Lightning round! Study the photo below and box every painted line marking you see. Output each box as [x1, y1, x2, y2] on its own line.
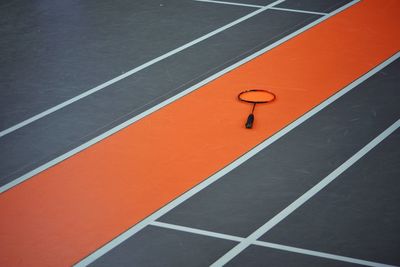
[0, 0, 360, 194]
[193, 0, 264, 8]
[194, 0, 328, 15]
[151, 221, 244, 242]
[211, 118, 400, 266]
[150, 221, 396, 267]
[74, 22, 394, 267]
[270, 7, 327, 16]
[0, 0, 286, 139]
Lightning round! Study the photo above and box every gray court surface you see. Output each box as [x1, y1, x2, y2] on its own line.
[1, 0, 399, 266]
[226, 245, 359, 267]
[260, 129, 400, 265]
[88, 45, 400, 267]
[276, 0, 353, 12]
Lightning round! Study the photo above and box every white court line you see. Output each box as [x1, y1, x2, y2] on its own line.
[270, 6, 327, 16]
[211, 118, 400, 266]
[150, 221, 244, 242]
[0, 0, 360, 195]
[150, 221, 396, 267]
[193, 0, 264, 8]
[0, 0, 285, 139]
[194, 0, 328, 16]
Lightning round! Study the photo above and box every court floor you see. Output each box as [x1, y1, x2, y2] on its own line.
[0, 0, 399, 266]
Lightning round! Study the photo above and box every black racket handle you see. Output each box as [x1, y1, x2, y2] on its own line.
[245, 114, 254, 129]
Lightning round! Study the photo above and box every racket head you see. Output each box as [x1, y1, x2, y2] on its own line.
[238, 89, 276, 104]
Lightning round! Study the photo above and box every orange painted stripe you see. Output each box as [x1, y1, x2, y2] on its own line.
[1, 0, 399, 265]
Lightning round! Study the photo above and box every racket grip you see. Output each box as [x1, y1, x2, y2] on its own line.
[245, 114, 254, 129]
